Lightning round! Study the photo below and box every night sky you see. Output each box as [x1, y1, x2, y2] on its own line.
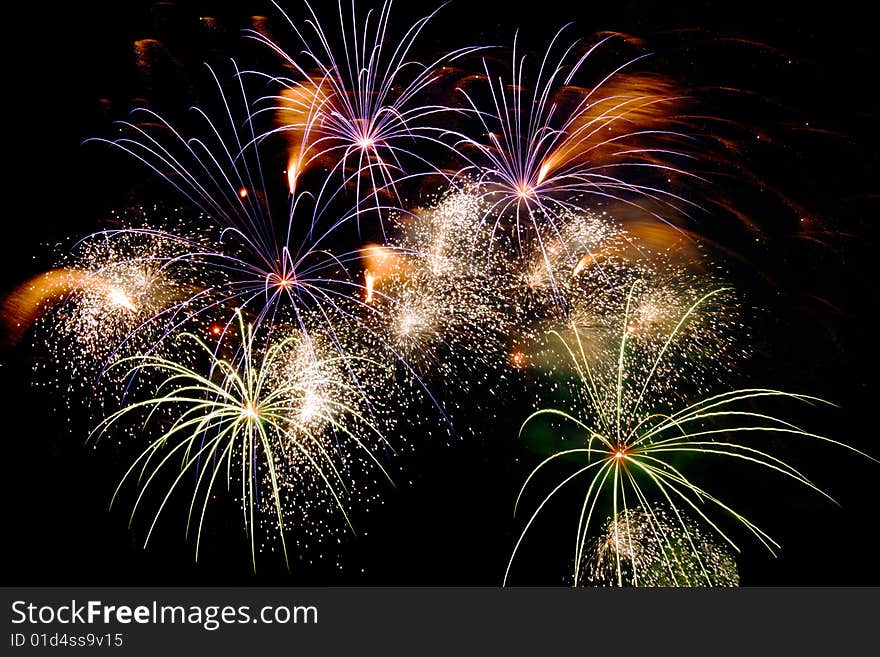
[2, 0, 879, 585]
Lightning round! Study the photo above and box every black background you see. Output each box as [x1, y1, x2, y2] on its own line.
[2, 0, 878, 585]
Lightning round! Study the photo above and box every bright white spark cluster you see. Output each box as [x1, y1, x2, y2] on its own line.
[364, 186, 521, 407]
[582, 505, 739, 587]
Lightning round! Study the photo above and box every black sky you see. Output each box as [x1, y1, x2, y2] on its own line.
[2, 0, 878, 586]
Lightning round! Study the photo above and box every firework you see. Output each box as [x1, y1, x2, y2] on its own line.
[91, 312, 393, 569]
[25, 224, 216, 396]
[84, 60, 423, 415]
[2, 2, 868, 581]
[582, 505, 739, 587]
[456, 28, 698, 263]
[364, 186, 518, 378]
[505, 285, 873, 585]
[251, 0, 480, 226]
[88, 58, 381, 337]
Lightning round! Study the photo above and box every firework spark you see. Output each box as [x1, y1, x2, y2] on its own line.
[582, 505, 739, 587]
[364, 186, 518, 381]
[31, 226, 207, 375]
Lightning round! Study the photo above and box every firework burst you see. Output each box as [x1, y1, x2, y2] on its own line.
[88, 58, 382, 340]
[251, 0, 480, 227]
[505, 285, 874, 585]
[456, 28, 699, 266]
[581, 504, 739, 587]
[91, 312, 393, 569]
[363, 186, 518, 379]
[26, 223, 218, 400]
